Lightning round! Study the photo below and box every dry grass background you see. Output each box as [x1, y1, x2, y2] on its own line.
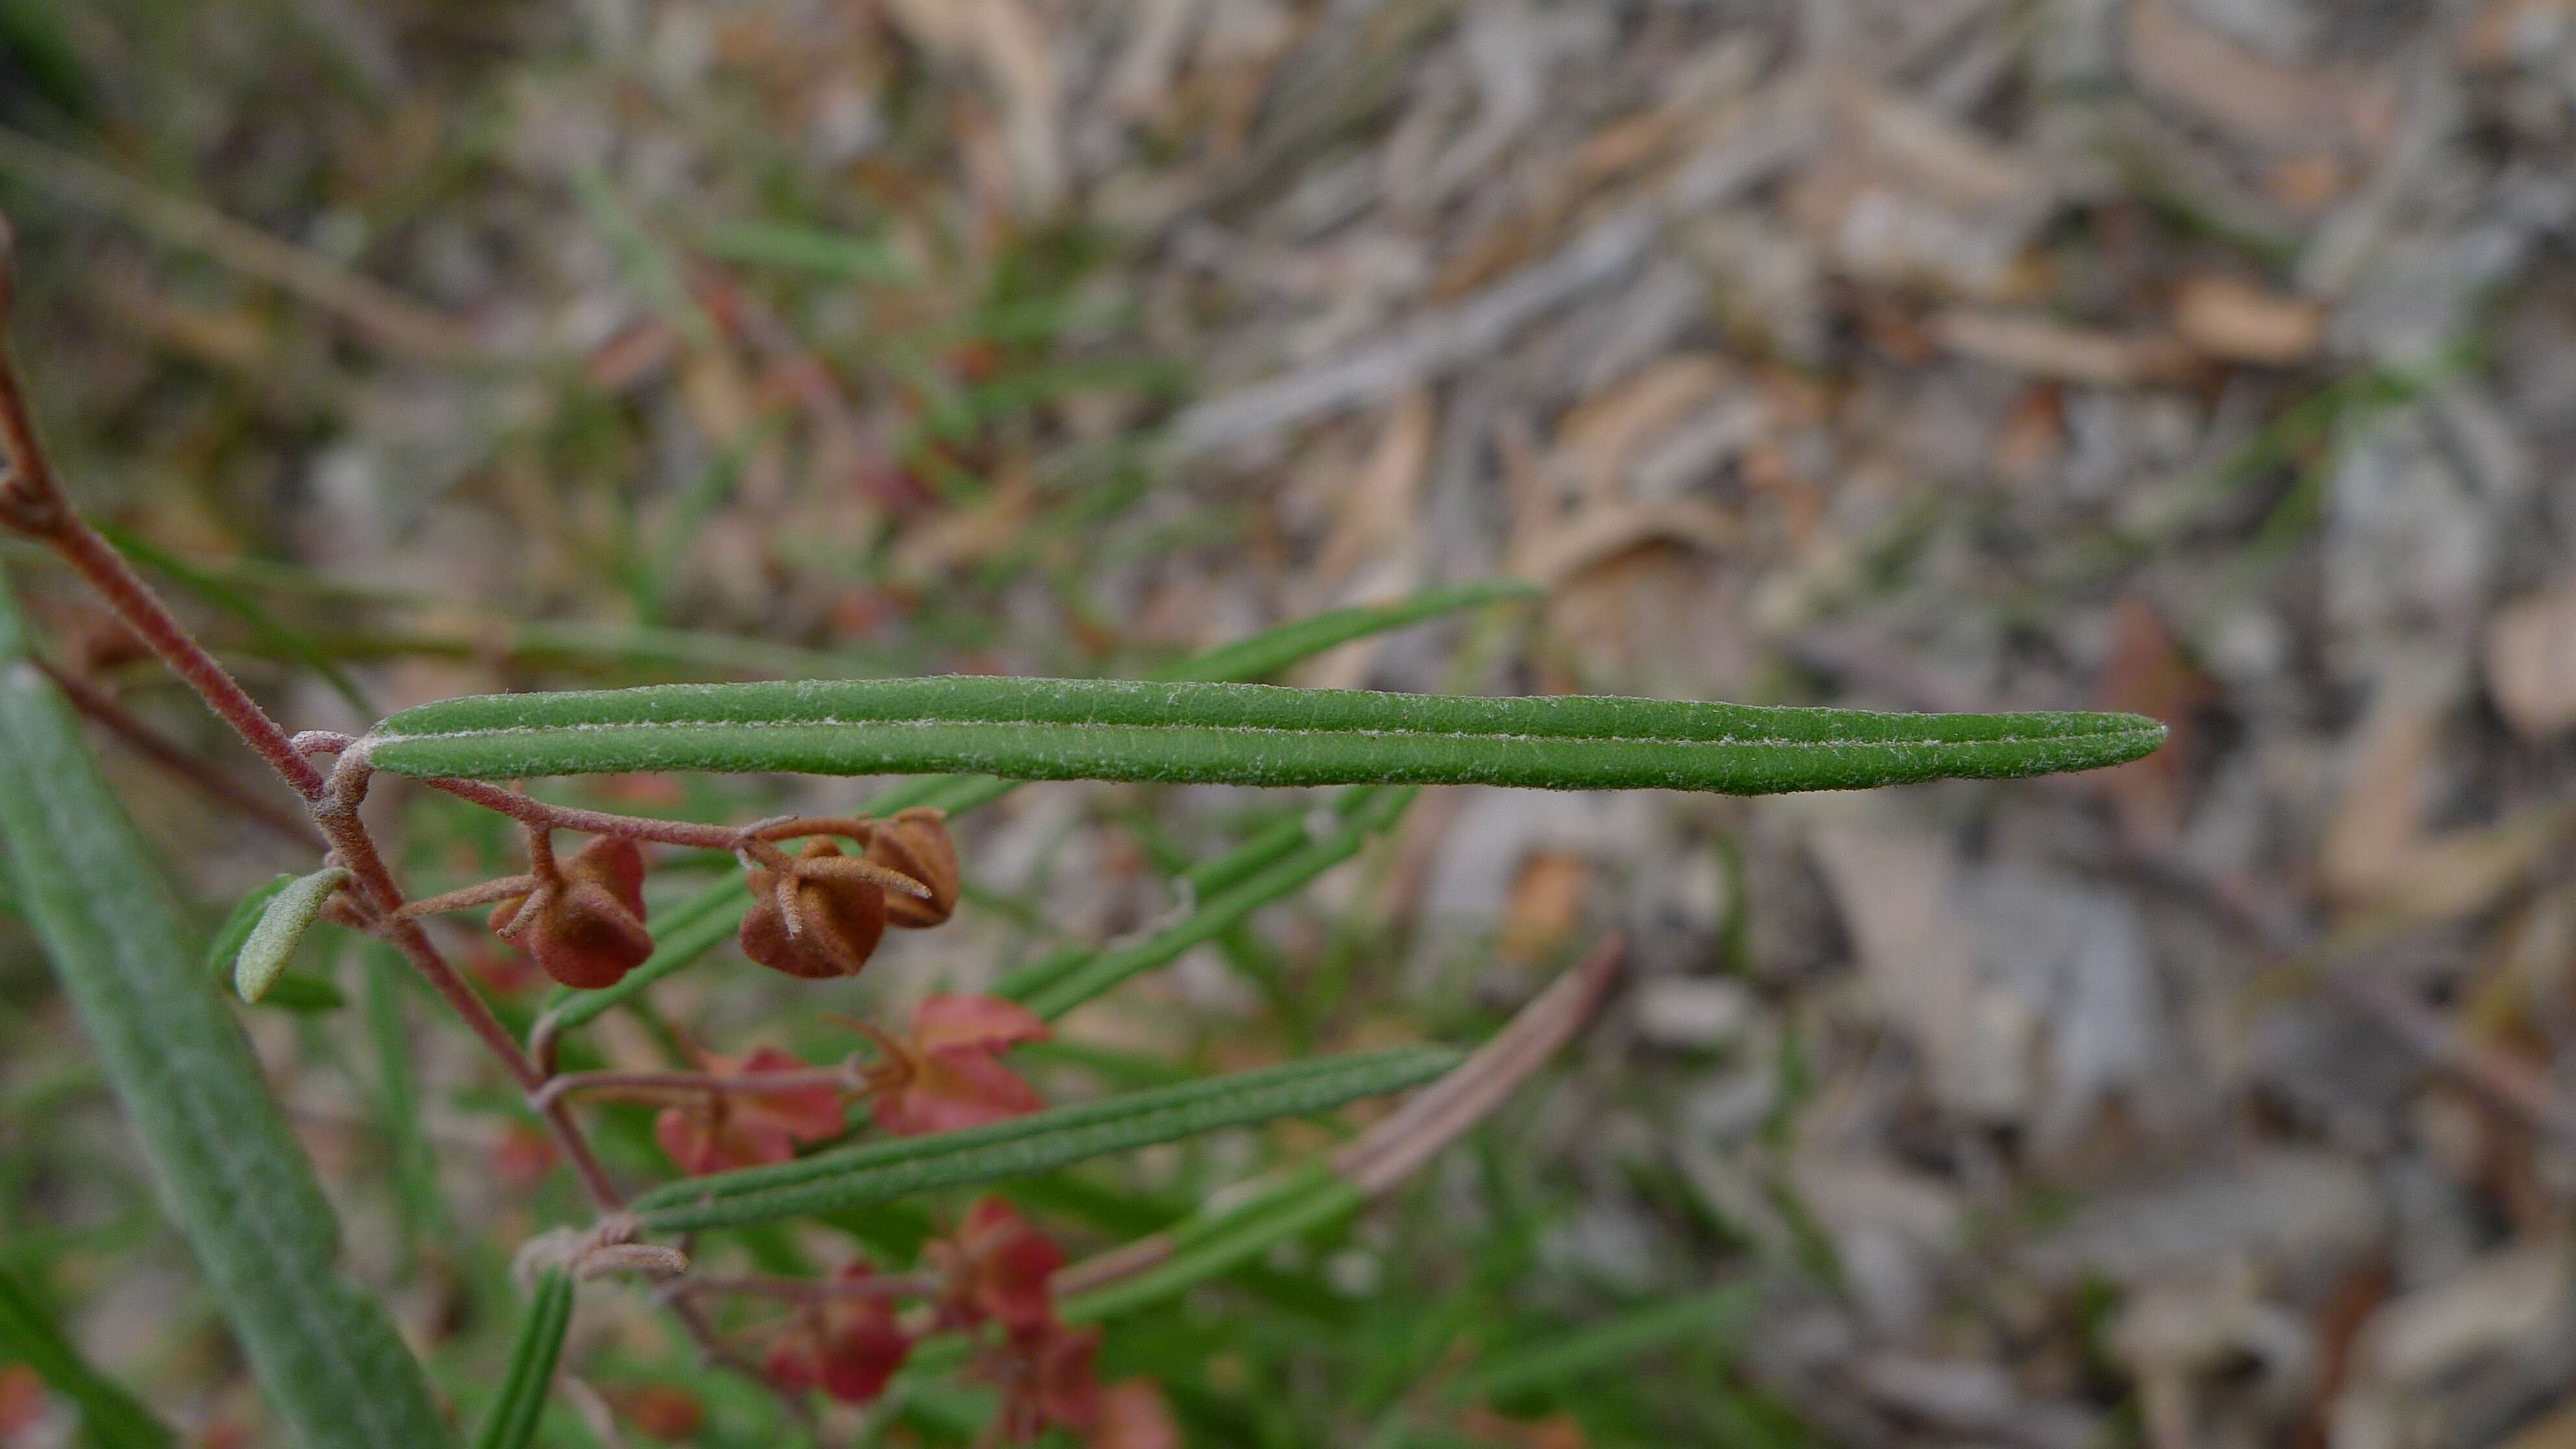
[4, 1, 2576, 1446]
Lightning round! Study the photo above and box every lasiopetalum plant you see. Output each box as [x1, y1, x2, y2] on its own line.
[0, 217, 2163, 1448]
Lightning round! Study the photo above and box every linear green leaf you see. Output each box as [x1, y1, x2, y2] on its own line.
[1451, 1283, 1757, 1403]
[1154, 579, 1539, 684]
[632, 1046, 1457, 1233]
[1061, 1167, 1366, 1326]
[533, 584, 1532, 1032]
[991, 788, 1383, 1006]
[1004, 787, 1416, 1019]
[234, 866, 347, 1003]
[848, 580, 1542, 817]
[0, 573, 451, 1449]
[0, 1264, 173, 1448]
[467, 1269, 573, 1449]
[362, 676, 2164, 793]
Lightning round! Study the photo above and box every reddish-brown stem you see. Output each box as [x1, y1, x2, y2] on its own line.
[528, 1064, 861, 1115]
[314, 757, 625, 1207]
[32, 657, 324, 847]
[17, 517, 328, 800]
[412, 778, 895, 868]
[390, 874, 541, 921]
[0, 227, 805, 1417]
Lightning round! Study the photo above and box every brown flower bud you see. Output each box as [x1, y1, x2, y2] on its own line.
[867, 808, 959, 930]
[488, 836, 653, 990]
[740, 839, 888, 979]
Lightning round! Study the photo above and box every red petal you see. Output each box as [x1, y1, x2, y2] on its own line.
[654, 1108, 722, 1177]
[816, 1309, 913, 1405]
[911, 993, 1048, 1055]
[873, 1052, 1044, 1137]
[1093, 1379, 1180, 1449]
[1030, 1324, 1102, 1432]
[731, 1046, 847, 1143]
[763, 1331, 821, 1392]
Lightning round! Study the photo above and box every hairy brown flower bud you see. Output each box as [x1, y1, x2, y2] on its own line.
[489, 836, 652, 990]
[867, 808, 958, 930]
[740, 839, 888, 980]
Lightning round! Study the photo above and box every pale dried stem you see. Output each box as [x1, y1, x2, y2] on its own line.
[1333, 937, 1625, 1195]
[528, 1064, 861, 1115]
[1050, 937, 1626, 1300]
[665, 1271, 937, 1305]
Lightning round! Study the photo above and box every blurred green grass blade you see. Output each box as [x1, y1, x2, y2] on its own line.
[632, 1047, 1457, 1233]
[1155, 580, 1538, 683]
[467, 1269, 572, 1449]
[852, 580, 1544, 816]
[1061, 1169, 1366, 1326]
[362, 676, 2166, 791]
[0, 1265, 173, 1448]
[1176, 792, 1376, 900]
[363, 947, 450, 1259]
[1004, 787, 1417, 1020]
[95, 521, 375, 715]
[695, 219, 910, 282]
[0, 572, 451, 1449]
[232, 867, 346, 1004]
[1450, 1283, 1758, 1404]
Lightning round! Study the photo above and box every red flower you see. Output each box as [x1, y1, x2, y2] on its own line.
[929, 1196, 1065, 1335]
[0, 1364, 43, 1437]
[864, 993, 1049, 1137]
[614, 1383, 704, 1441]
[982, 1321, 1102, 1443]
[763, 1265, 915, 1406]
[1093, 1379, 1181, 1449]
[739, 839, 889, 980]
[653, 1046, 846, 1176]
[488, 836, 652, 991]
[489, 1121, 558, 1194]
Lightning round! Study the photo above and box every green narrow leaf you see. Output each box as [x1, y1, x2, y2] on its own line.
[0, 571, 451, 1449]
[1156, 580, 1539, 684]
[467, 1269, 573, 1449]
[360, 676, 2165, 793]
[363, 947, 449, 1257]
[1451, 1283, 1758, 1404]
[632, 1047, 1457, 1233]
[1003, 787, 1416, 1019]
[1060, 1167, 1367, 1326]
[535, 585, 1532, 1034]
[695, 219, 910, 282]
[0, 1264, 173, 1448]
[233, 866, 347, 1004]
[853, 580, 1542, 818]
